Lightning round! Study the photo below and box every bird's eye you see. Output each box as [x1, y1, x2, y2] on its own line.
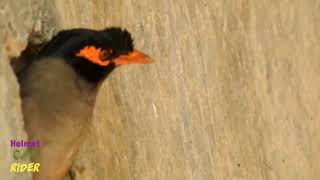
[100, 49, 113, 61]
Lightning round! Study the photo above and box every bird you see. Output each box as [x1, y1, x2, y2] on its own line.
[18, 27, 152, 180]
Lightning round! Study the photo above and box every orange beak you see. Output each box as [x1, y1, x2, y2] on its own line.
[76, 46, 153, 66]
[113, 49, 153, 66]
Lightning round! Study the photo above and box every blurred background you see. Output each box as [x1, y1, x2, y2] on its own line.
[0, 0, 319, 179]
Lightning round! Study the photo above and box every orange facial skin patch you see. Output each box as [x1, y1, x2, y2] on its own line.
[76, 46, 110, 66]
[77, 46, 153, 67]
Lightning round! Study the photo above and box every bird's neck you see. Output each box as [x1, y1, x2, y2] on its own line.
[21, 57, 99, 108]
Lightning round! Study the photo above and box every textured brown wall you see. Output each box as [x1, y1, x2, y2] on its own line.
[1, 0, 320, 180]
[63, 1, 320, 179]
[0, 1, 36, 179]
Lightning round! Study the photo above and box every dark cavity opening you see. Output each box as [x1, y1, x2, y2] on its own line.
[10, 33, 47, 77]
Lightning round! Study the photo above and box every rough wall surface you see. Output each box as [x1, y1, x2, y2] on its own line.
[0, 1, 56, 179]
[0, 1, 34, 179]
[1, 0, 320, 180]
[67, 1, 320, 180]
[0, 50, 30, 180]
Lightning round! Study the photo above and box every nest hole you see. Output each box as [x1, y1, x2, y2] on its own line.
[10, 33, 48, 76]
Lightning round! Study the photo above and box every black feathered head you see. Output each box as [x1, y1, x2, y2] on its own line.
[101, 27, 134, 54]
[39, 27, 152, 83]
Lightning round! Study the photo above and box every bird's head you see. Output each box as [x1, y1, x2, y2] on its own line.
[72, 27, 152, 83]
[75, 28, 152, 67]
[40, 27, 152, 84]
